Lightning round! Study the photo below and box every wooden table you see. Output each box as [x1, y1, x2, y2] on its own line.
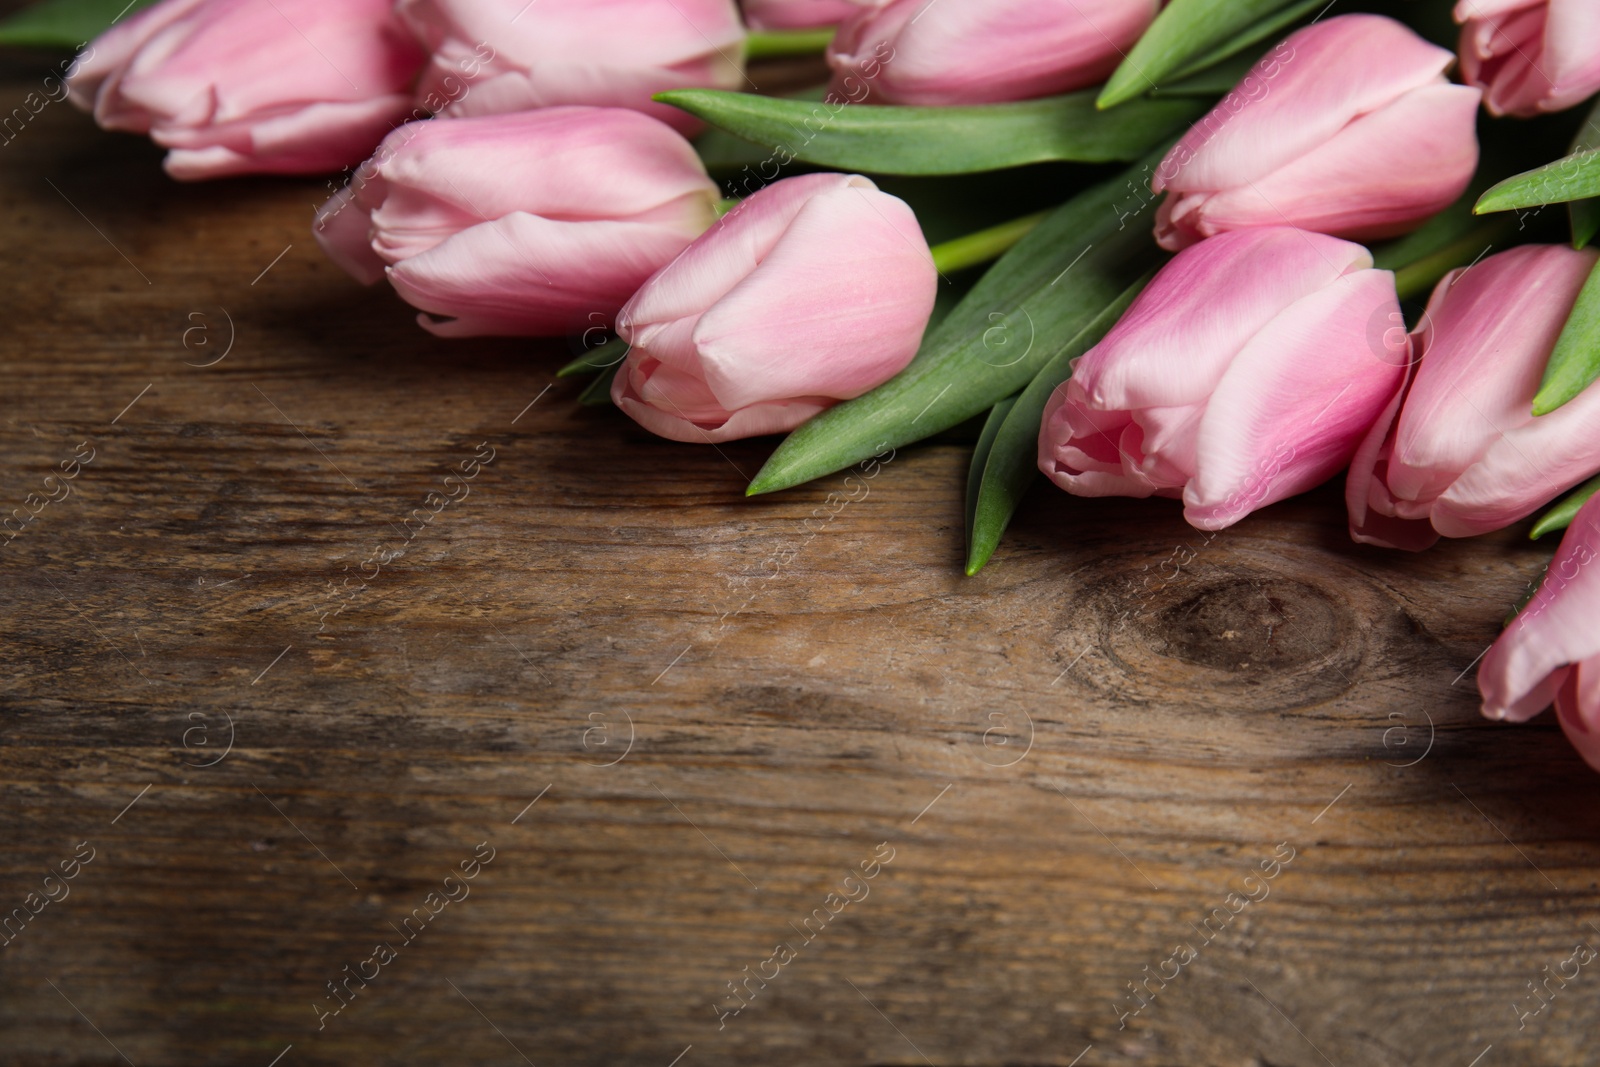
[2, 57, 1598, 1067]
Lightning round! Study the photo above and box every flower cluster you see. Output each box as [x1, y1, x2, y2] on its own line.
[60, 0, 1600, 769]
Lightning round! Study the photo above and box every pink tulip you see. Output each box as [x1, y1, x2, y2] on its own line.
[827, 0, 1160, 106]
[313, 107, 721, 338]
[66, 0, 425, 180]
[742, 0, 864, 30]
[1152, 15, 1481, 251]
[1479, 493, 1600, 770]
[1456, 0, 1600, 116]
[396, 0, 745, 135]
[1347, 245, 1600, 551]
[612, 173, 936, 443]
[1039, 228, 1408, 531]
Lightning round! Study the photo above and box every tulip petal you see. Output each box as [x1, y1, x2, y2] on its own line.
[312, 186, 385, 284]
[399, 0, 745, 124]
[621, 172, 853, 340]
[161, 94, 418, 179]
[1480, 496, 1600, 722]
[389, 212, 707, 337]
[1076, 227, 1371, 411]
[1184, 268, 1406, 528]
[1555, 674, 1600, 772]
[1160, 82, 1480, 247]
[1154, 15, 1455, 195]
[691, 182, 936, 410]
[114, 0, 424, 126]
[613, 361, 830, 442]
[66, 0, 211, 114]
[1431, 376, 1600, 538]
[371, 108, 720, 237]
[437, 61, 742, 134]
[1386, 246, 1597, 517]
[1039, 380, 1176, 499]
[742, 0, 864, 30]
[1345, 361, 1443, 551]
[829, 0, 1159, 106]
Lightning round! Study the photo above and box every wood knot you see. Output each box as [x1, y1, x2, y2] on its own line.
[1136, 579, 1343, 673]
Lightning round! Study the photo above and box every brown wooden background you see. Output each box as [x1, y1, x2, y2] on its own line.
[3, 50, 1600, 1067]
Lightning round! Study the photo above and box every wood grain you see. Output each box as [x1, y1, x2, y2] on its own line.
[2, 59, 1599, 1067]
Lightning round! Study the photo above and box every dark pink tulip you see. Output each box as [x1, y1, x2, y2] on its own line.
[1480, 494, 1600, 770]
[397, 0, 745, 134]
[1347, 245, 1600, 551]
[827, 0, 1159, 106]
[1153, 15, 1481, 251]
[742, 0, 864, 30]
[313, 108, 721, 338]
[613, 173, 937, 443]
[1457, 0, 1600, 116]
[67, 0, 425, 180]
[1039, 228, 1408, 531]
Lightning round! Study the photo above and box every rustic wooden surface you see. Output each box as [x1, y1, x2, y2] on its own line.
[3, 56, 1600, 1067]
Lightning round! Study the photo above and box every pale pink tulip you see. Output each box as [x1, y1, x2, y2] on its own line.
[1153, 15, 1481, 251]
[742, 0, 864, 30]
[1347, 244, 1600, 551]
[1480, 493, 1600, 770]
[313, 107, 720, 337]
[66, 0, 425, 180]
[827, 0, 1160, 106]
[1456, 0, 1600, 116]
[1039, 228, 1408, 531]
[397, 0, 745, 135]
[612, 172, 936, 443]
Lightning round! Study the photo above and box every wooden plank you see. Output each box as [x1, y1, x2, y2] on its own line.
[2, 65, 1598, 1067]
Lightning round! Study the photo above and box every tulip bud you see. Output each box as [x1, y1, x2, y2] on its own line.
[742, 0, 866, 30]
[1039, 227, 1408, 531]
[1480, 493, 1600, 770]
[827, 0, 1160, 106]
[396, 0, 746, 135]
[313, 107, 721, 338]
[1456, 0, 1600, 117]
[1152, 15, 1481, 251]
[66, 0, 426, 180]
[1346, 244, 1600, 551]
[612, 172, 937, 443]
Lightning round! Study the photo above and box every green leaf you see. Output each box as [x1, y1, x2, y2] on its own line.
[1568, 99, 1600, 249]
[694, 125, 779, 172]
[0, 0, 154, 47]
[1535, 256, 1600, 415]
[1572, 195, 1600, 251]
[1147, 51, 1258, 98]
[747, 155, 1168, 496]
[1158, 0, 1324, 85]
[1099, 0, 1302, 109]
[557, 337, 629, 378]
[655, 88, 1208, 176]
[578, 359, 622, 407]
[965, 278, 1149, 576]
[1531, 474, 1600, 539]
[964, 395, 1018, 559]
[1476, 150, 1600, 215]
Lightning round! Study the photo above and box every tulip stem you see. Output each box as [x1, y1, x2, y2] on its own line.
[929, 211, 1051, 276]
[745, 28, 836, 60]
[1392, 217, 1518, 304]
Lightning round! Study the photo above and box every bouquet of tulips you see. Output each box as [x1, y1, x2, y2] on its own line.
[13, 0, 1600, 766]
